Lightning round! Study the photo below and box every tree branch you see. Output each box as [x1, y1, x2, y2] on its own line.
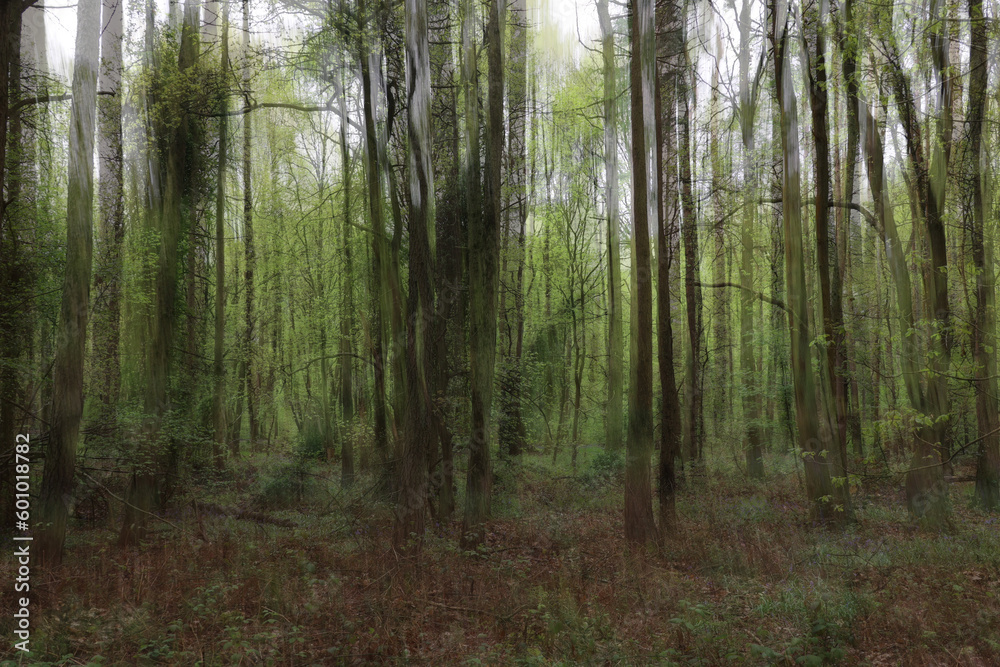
[694, 281, 789, 313]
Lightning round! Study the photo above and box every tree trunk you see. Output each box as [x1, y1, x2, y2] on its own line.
[91, 0, 124, 417]
[120, 1, 200, 548]
[677, 0, 702, 472]
[464, 0, 501, 544]
[738, 0, 763, 479]
[241, 0, 259, 450]
[339, 55, 355, 488]
[394, 0, 436, 549]
[656, 0, 683, 529]
[38, 0, 100, 565]
[625, 0, 657, 545]
[212, 0, 229, 469]
[966, 0, 999, 509]
[805, 0, 850, 514]
[770, 0, 842, 524]
[598, 0, 623, 453]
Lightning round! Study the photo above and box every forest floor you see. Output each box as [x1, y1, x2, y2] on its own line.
[2, 446, 999, 666]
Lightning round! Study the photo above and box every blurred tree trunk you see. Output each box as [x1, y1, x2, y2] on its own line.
[359, 0, 391, 478]
[498, 0, 527, 459]
[804, 0, 850, 514]
[656, 0, 682, 529]
[738, 0, 763, 479]
[677, 0, 702, 472]
[770, 0, 841, 524]
[338, 54, 355, 488]
[598, 0, 623, 453]
[120, 2, 200, 548]
[212, 0, 229, 469]
[394, 0, 436, 549]
[625, 0, 657, 545]
[241, 0, 259, 451]
[39, 0, 100, 565]
[966, 0, 999, 509]
[91, 0, 124, 418]
[464, 0, 502, 544]
[878, 3, 951, 522]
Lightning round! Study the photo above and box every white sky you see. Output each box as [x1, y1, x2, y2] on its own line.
[33, 0, 604, 83]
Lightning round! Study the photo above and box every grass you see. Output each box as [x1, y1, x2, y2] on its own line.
[2, 447, 999, 665]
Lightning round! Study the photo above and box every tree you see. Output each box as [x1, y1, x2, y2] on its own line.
[965, 0, 999, 509]
[597, 0, 623, 453]
[38, 0, 101, 565]
[625, 0, 657, 545]
[737, 0, 764, 479]
[211, 0, 229, 467]
[769, 0, 842, 523]
[91, 0, 125, 416]
[464, 0, 502, 544]
[394, 0, 436, 549]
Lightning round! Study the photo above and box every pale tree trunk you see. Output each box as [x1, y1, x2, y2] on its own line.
[966, 0, 999, 509]
[358, 0, 391, 478]
[625, 0, 657, 545]
[770, 0, 842, 524]
[394, 0, 436, 550]
[38, 0, 100, 565]
[464, 0, 502, 544]
[597, 0, 623, 453]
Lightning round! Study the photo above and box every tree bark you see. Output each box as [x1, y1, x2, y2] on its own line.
[770, 0, 842, 523]
[39, 0, 100, 565]
[966, 0, 999, 509]
[598, 0, 623, 453]
[625, 0, 657, 545]
[464, 0, 501, 544]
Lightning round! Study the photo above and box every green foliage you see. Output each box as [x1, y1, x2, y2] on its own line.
[254, 460, 314, 510]
[750, 599, 849, 665]
[580, 448, 624, 487]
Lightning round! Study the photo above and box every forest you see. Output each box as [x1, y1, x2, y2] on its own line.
[1, 0, 999, 662]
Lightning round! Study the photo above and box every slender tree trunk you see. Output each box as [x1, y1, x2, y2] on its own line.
[966, 0, 999, 509]
[120, 2, 200, 547]
[91, 0, 124, 417]
[805, 0, 850, 514]
[625, 0, 657, 545]
[394, 0, 436, 549]
[359, 3, 391, 477]
[598, 0, 623, 453]
[656, 0, 683, 529]
[38, 0, 100, 565]
[677, 0, 702, 472]
[738, 0, 763, 479]
[770, 0, 841, 523]
[879, 9, 951, 522]
[212, 1, 229, 469]
[241, 0, 259, 450]
[463, 0, 502, 544]
[339, 56, 355, 488]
